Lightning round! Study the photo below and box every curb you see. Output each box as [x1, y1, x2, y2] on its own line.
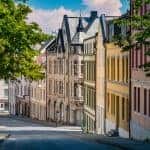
[69, 134, 150, 150]
[95, 138, 132, 150]
[89, 136, 150, 150]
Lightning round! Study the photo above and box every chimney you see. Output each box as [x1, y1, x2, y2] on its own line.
[90, 11, 98, 19]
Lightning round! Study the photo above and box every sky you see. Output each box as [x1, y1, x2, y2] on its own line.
[26, 0, 129, 34]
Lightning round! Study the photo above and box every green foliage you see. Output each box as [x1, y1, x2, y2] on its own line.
[0, 0, 51, 80]
[114, 0, 150, 76]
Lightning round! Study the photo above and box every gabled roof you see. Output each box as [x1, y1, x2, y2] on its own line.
[46, 38, 57, 53]
[57, 29, 65, 52]
[61, 11, 99, 46]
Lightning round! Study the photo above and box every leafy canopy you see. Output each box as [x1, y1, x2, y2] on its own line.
[114, 0, 150, 76]
[0, 0, 50, 81]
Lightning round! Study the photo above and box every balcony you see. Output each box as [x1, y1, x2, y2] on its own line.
[71, 96, 84, 107]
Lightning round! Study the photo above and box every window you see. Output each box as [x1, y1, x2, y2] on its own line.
[134, 87, 136, 111]
[132, 47, 135, 68]
[49, 80, 52, 94]
[81, 61, 84, 75]
[59, 81, 63, 95]
[111, 94, 115, 115]
[140, 44, 143, 66]
[122, 98, 125, 120]
[135, 45, 138, 68]
[49, 60, 52, 74]
[74, 61, 78, 76]
[149, 89, 150, 117]
[144, 89, 147, 115]
[126, 57, 129, 83]
[107, 58, 110, 80]
[117, 57, 120, 81]
[107, 93, 110, 112]
[138, 88, 140, 113]
[5, 80, 8, 84]
[122, 57, 125, 82]
[74, 83, 78, 97]
[4, 89, 8, 96]
[0, 104, 4, 108]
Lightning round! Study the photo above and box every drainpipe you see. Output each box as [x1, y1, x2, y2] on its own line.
[46, 48, 48, 121]
[82, 42, 85, 133]
[129, 0, 132, 139]
[95, 34, 97, 133]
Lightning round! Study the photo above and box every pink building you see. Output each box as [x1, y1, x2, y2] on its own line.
[131, 2, 150, 140]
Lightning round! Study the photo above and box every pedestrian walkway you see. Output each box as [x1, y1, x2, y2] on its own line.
[0, 115, 82, 133]
[0, 134, 10, 143]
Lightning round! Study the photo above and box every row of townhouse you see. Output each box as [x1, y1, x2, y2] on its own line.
[9, 42, 48, 121]
[8, 1, 150, 140]
[82, 14, 129, 137]
[46, 9, 150, 139]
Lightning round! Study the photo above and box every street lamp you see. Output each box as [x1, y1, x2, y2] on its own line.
[55, 110, 60, 127]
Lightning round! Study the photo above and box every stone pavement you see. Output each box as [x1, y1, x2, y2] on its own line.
[1, 115, 149, 149]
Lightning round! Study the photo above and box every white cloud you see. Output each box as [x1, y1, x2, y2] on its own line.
[83, 0, 122, 16]
[27, 6, 78, 34]
[27, 1, 122, 34]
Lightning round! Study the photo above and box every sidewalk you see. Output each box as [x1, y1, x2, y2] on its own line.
[0, 134, 10, 143]
[8, 115, 82, 131]
[9, 115, 57, 127]
[79, 134, 150, 150]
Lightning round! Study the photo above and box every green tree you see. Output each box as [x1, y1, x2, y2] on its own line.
[114, 0, 150, 76]
[0, 0, 50, 81]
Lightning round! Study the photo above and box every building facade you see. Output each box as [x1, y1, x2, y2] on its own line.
[83, 35, 96, 133]
[15, 77, 30, 117]
[9, 80, 18, 115]
[105, 18, 129, 138]
[30, 43, 48, 121]
[9, 43, 47, 119]
[47, 16, 85, 125]
[130, 1, 150, 140]
[0, 80, 8, 112]
[47, 12, 103, 126]
[30, 79, 46, 120]
[82, 14, 106, 134]
[47, 36, 72, 124]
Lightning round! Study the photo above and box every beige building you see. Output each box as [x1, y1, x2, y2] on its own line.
[30, 79, 46, 120]
[46, 12, 102, 126]
[83, 36, 96, 133]
[47, 37, 69, 123]
[83, 14, 106, 134]
[30, 42, 49, 121]
[105, 18, 129, 138]
[0, 80, 9, 113]
[47, 26, 84, 125]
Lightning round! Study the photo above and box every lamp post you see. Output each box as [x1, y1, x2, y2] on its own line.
[55, 110, 60, 127]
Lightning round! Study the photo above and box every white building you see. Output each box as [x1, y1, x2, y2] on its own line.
[0, 80, 9, 112]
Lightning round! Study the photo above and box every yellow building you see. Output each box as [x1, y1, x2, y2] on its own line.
[105, 41, 129, 137]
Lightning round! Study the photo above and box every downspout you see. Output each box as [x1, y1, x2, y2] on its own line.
[95, 34, 97, 134]
[129, 0, 132, 139]
[46, 48, 48, 121]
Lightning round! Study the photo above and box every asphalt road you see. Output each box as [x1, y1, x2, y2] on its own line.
[0, 116, 121, 150]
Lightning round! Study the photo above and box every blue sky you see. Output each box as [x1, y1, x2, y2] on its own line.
[28, 0, 129, 14]
[27, 0, 129, 33]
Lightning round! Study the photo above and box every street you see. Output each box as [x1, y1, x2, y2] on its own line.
[0, 116, 121, 150]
